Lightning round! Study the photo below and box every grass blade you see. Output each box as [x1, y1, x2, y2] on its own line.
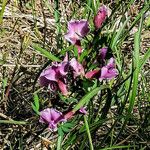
[139, 48, 150, 69]
[0, 120, 27, 125]
[73, 86, 108, 112]
[33, 44, 60, 62]
[0, 0, 7, 24]
[84, 115, 94, 150]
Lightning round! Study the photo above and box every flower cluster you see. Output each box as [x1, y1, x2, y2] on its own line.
[39, 56, 84, 96]
[39, 5, 118, 131]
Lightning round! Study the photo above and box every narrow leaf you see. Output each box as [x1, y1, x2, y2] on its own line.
[73, 86, 107, 112]
[33, 44, 60, 62]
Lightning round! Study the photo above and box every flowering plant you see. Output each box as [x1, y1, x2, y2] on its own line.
[35, 4, 119, 131]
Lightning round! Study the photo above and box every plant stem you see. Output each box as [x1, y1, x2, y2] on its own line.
[56, 135, 62, 150]
[0, 0, 7, 24]
[84, 115, 94, 150]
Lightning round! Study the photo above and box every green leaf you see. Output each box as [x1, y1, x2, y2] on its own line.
[73, 86, 108, 112]
[111, 17, 130, 48]
[33, 44, 60, 62]
[58, 127, 64, 137]
[0, 120, 27, 125]
[62, 126, 71, 133]
[139, 48, 150, 69]
[2, 78, 7, 89]
[146, 16, 150, 27]
[33, 93, 39, 111]
[99, 145, 131, 150]
[31, 103, 40, 115]
[0, 0, 8, 24]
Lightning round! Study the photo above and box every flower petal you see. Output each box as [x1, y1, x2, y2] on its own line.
[70, 58, 85, 78]
[79, 107, 87, 114]
[99, 66, 108, 80]
[99, 47, 108, 60]
[39, 108, 52, 123]
[58, 62, 69, 76]
[107, 57, 115, 68]
[94, 5, 108, 29]
[65, 20, 89, 45]
[99, 58, 118, 80]
[57, 80, 69, 96]
[40, 67, 57, 85]
[39, 108, 66, 131]
[85, 69, 100, 79]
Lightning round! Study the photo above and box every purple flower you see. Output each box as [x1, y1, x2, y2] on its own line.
[39, 61, 69, 96]
[70, 58, 85, 78]
[94, 5, 108, 29]
[99, 47, 108, 60]
[65, 20, 89, 54]
[39, 108, 66, 131]
[79, 107, 87, 115]
[65, 20, 90, 44]
[99, 58, 118, 81]
[39, 55, 85, 95]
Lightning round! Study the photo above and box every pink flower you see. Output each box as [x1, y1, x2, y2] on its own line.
[64, 111, 75, 120]
[39, 108, 66, 131]
[94, 5, 108, 29]
[85, 69, 100, 79]
[70, 58, 85, 78]
[39, 61, 69, 96]
[99, 58, 118, 80]
[65, 20, 89, 54]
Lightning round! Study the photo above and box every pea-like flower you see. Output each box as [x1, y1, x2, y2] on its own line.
[65, 20, 89, 54]
[39, 108, 66, 131]
[39, 56, 84, 95]
[85, 57, 118, 81]
[39, 61, 69, 96]
[94, 5, 108, 29]
[70, 58, 85, 78]
[99, 57, 118, 80]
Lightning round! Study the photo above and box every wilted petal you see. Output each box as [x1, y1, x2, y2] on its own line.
[99, 47, 108, 60]
[65, 20, 89, 44]
[70, 58, 85, 78]
[85, 69, 100, 79]
[94, 5, 108, 29]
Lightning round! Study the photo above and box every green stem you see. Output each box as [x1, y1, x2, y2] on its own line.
[0, 0, 7, 24]
[84, 115, 94, 150]
[56, 135, 62, 150]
